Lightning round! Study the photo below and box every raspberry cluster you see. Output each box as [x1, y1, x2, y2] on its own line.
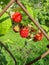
[11, 12, 43, 41]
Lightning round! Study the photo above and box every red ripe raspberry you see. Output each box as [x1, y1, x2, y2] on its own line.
[34, 32, 43, 41]
[12, 12, 22, 23]
[20, 27, 29, 38]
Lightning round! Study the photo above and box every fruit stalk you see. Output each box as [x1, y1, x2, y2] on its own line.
[16, 0, 49, 40]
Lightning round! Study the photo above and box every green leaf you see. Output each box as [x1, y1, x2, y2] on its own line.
[0, 12, 12, 35]
[26, 5, 34, 17]
[48, 32, 49, 35]
[41, 25, 49, 32]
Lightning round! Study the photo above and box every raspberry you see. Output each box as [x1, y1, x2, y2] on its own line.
[20, 27, 29, 38]
[13, 25, 20, 32]
[34, 32, 43, 41]
[12, 12, 22, 23]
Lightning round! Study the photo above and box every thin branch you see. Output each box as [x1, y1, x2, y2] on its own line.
[0, 42, 17, 65]
[0, 0, 15, 17]
[26, 50, 49, 65]
[16, 0, 49, 40]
